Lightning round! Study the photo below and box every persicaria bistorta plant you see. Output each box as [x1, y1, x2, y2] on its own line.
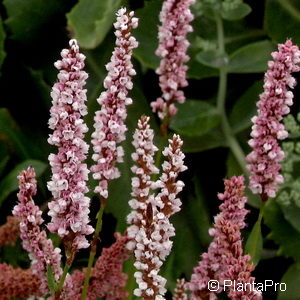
[2, 1, 300, 300]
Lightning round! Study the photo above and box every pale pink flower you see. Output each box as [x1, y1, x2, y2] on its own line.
[91, 7, 138, 199]
[173, 278, 187, 300]
[151, 0, 195, 121]
[186, 176, 261, 300]
[12, 167, 62, 294]
[47, 39, 93, 250]
[127, 117, 187, 299]
[247, 39, 300, 200]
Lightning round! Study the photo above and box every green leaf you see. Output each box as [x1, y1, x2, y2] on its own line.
[265, 0, 300, 45]
[0, 159, 47, 207]
[245, 211, 263, 265]
[182, 127, 227, 153]
[278, 263, 300, 300]
[228, 40, 276, 73]
[264, 198, 300, 261]
[3, 0, 67, 42]
[280, 203, 300, 233]
[66, 0, 121, 49]
[0, 17, 6, 68]
[196, 50, 229, 69]
[134, 0, 161, 69]
[47, 265, 57, 293]
[221, 3, 252, 21]
[229, 80, 263, 133]
[170, 100, 221, 137]
[0, 108, 31, 159]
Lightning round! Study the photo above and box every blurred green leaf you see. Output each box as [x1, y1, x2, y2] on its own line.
[229, 80, 262, 133]
[196, 50, 229, 69]
[265, 0, 300, 45]
[280, 203, 300, 234]
[134, 0, 161, 69]
[3, 0, 67, 41]
[278, 262, 300, 300]
[228, 40, 275, 73]
[106, 85, 159, 232]
[182, 127, 227, 153]
[0, 159, 47, 207]
[0, 17, 6, 68]
[170, 100, 221, 137]
[221, 3, 252, 21]
[245, 214, 263, 265]
[264, 198, 300, 261]
[0, 108, 31, 159]
[67, 0, 121, 49]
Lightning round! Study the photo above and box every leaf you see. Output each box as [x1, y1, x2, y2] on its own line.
[196, 50, 229, 69]
[3, 0, 68, 42]
[182, 127, 227, 153]
[134, 0, 161, 69]
[0, 17, 6, 68]
[264, 198, 300, 261]
[0, 108, 31, 159]
[227, 40, 276, 73]
[221, 3, 252, 21]
[265, 0, 300, 45]
[0, 159, 47, 207]
[47, 265, 57, 293]
[280, 203, 300, 234]
[229, 80, 263, 133]
[66, 0, 121, 49]
[245, 213, 263, 265]
[170, 100, 221, 137]
[278, 263, 300, 300]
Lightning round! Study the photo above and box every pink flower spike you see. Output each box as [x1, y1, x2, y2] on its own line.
[91, 7, 139, 199]
[47, 39, 93, 250]
[247, 39, 300, 201]
[12, 167, 62, 294]
[186, 176, 261, 300]
[151, 0, 195, 121]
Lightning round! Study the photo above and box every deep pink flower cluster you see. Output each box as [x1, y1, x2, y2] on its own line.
[63, 233, 130, 300]
[186, 176, 261, 300]
[247, 39, 300, 200]
[127, 116, 187, 299]
[0, 263, 42, 299]
[151, 0, 195, 120]
[47, 39, 93, 249]
[91, 7, 138, 199]
[12, 167, 62, 294]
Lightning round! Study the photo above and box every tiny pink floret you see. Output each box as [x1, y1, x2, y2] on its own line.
[47, 39, 93, 249]
[13, 167, 62, 294]
[151, 0, 195, 119]
[91, 7, 138, 199]
[247, 39, 300, 200]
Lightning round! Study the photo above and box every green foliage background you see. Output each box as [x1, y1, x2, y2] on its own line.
[1, 0, 300, 299]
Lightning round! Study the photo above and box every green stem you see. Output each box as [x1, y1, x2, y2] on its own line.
[54, 263, 71, 299]
[215, 13, 248, 175]
[81, 198, 106, 300]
